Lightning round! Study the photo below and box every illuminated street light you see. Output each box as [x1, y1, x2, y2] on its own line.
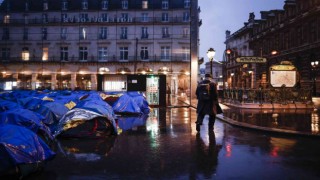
[311, 60, 319, 96]
[207, 48, 216, 76]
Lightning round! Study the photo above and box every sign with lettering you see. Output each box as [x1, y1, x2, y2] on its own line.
[236, 57, 267, 63]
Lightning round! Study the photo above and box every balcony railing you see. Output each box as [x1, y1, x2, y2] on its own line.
[220, 88, 313, 105]
[0, 55, 191, 63]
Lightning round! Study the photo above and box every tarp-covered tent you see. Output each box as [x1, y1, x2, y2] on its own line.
[0, 108, 53, 141]
[0, 125, 55, 178]
[35, 101, 69, 127]
[117, 114, 149, 131]
[0, 100, 22, 112]
[127, 91, 150, 114]
[112, 93, 141, 115]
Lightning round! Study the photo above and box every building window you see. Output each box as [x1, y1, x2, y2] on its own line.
[42, 14, 48, 23]
[101, 0, 108, 10]
[25, 2, 29, 11]
[101, 13, 108, 21]
[141, 13, 148, 22]
[162, 13, 169, 22]
[162, 27, 169, 38]
[61, 13, 67, 22]
[2, 28, 9, 40]
[183, 12, 190, 22]
[122, 0, 128, 9]
[79, 47, 88, 61]
[161, 46, 170, 60]
[98, 47, 108, 61]
[99, 27, 107, 39]
[24, 15, 28, 24]
[182, 47, 190, 61]
[120, 47, 128, 61]
[184, 0, 190, 8]
[3, 15, 10, 24]
[62, 1, 68, 10]
[1, 48, 10, 61]
[141, 27, 148, 39]
[162, 0, 169, 9]
[60, 47, 68, 61]
[182, 28, 189, 37]
[120, 27, 128, 39]
[43, 2, 48, 10]
[22, 47, 29, 61]
[142, 0, 148, 9]
[80, 27, 87, 40]
[42, 28, 47, 40]
[140, 47, 149, 60]
[23, 28, 28, 40]
[42, 47, 48, 61]
[121, 13, 128, 22]
[80, 13, 89, 22]
[82, 0, 88, 10]
[61, 28, 67, 40]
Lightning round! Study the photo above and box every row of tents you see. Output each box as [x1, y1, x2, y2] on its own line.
[0, 90, 150, 178]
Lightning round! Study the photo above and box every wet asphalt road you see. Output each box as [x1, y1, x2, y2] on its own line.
[22, 107, 320, 180]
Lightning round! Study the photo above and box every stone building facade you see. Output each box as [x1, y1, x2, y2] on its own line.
[0, 0, 199, 99]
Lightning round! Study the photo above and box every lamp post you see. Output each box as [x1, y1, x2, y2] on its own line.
[311, 60, 319, 96]
[207, 48, 216, 76]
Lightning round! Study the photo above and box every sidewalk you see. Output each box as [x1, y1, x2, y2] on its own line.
[178, 97, 320, 137]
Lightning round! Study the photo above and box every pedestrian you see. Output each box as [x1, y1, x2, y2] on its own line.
[166, 83, 171, 105]
[195, 74, 219, 131]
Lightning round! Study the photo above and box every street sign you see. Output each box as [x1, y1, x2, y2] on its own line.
[236, 56, 267, 63]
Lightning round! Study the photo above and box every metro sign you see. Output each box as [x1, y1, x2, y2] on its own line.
[236, 57, 267, 63]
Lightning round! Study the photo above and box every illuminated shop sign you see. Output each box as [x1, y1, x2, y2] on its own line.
[236, 57, 267, 63]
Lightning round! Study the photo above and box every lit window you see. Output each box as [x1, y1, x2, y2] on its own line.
[22, 47, 29, 61]
[79, 47, 88, 61]
[82, 0, 88, 10]
[80, 27, 87, 40]
[162, 0, 169, 9]
[101, 0, 108, 10]
[184, 0, 190, 8]
[142, 0, 148, 9]
[122, 0, 128, 9]
[98, 47, 108, 61]
[42, 47, 49, 61]
[161, 46, 170, 60]
[4, 15, 10, 24]
[120, 47, 128, 60]
[60, 47, 68, 61]
[99, 27, 107, 39]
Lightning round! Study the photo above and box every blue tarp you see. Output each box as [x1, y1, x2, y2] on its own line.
[35, 101, 69, 125]
[127, 91, 150, 114]
[117, 114, 149, 130]
[0, 108, 53, 140]
[0, 100, 21, 112]
[0, 125, 55, 175]
[112, 93, 141, 115]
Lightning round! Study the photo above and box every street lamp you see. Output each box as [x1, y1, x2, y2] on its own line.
[207, 48, 216, 76]
[311, 60, 319, 96]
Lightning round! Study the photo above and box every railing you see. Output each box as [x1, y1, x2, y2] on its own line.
[0, 55, 190, 63]
[220, 87, 313, 105]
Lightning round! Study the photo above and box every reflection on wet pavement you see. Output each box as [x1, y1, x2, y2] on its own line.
[222, 108, 320, 135]
[25, 108, 320, 179]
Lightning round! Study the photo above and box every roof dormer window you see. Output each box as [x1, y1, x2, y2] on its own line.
[82, 0, 88, 10]
[101, 0, 108, 10]
[184, 0, 190, 8]
[62, 0, 68, 10]
[43, 1, 48, 11]
[142, 0, 148, 9]
[122, 0, 128, 10]
[162, 0, 169, 10]
[25, 2, 29, 11]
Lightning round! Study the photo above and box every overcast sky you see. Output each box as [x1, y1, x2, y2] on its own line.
[198, 0, 285, 67]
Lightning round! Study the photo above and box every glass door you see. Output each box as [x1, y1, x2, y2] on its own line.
[146, 76, 159, 105]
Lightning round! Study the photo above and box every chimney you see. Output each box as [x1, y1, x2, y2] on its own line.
[225, 30, 231, 39]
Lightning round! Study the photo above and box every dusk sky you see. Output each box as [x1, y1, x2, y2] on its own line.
[199, 0, 285, 67]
